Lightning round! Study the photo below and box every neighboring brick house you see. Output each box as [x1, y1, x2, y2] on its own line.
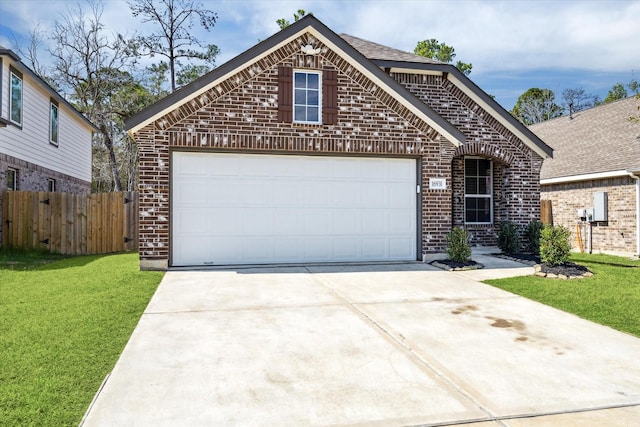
[1, 45, 96, 243]
[531, 96, 640, 256]
[126, 15, 552, 270]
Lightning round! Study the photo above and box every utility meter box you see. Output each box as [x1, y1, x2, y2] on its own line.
[577, 208, 586, 218]
[585, 208, 594, 222]
[594, 192, 608, 222]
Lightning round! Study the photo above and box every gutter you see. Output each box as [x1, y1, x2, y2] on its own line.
[628, 169, 640, 257]
[541, 170, 631, 185]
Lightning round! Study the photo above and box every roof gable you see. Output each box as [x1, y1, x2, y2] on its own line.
[125, 15, 552, 160]
[531, 97, 640, 180]
[125, 15, 464, 144]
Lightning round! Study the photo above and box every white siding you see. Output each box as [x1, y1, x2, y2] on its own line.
[0, 56, 92, 182]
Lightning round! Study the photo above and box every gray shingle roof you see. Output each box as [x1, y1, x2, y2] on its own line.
[530, 96, 640, 180]
[340, 34, 444, 65]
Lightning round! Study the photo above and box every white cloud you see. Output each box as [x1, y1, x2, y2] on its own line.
[3, 0, 638, 74]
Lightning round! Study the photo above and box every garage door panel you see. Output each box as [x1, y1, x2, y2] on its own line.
[304, 238, 333, 259]
[304, 182, 331, 206]
[242, 209, 275, 235]
[389, 212, 416, 233]
[388, 160, 415, 181]
[273, 209, 305, 234]
[362, 159, 389, 180]
[361, 183, 388, 207]
[333, 238, 360, 258]
[331, 182, 361, 207]
[389, 183, 416, 206]
[174, 208, 209, 234]
[333, 158, 360, 178]
[305, 211, 333, 235]
[207, 153, 239, 176]
[175, 152, 207, 175]
[210, 237, 243, 263]
[172, 152, 417, 266]
[274, 239, 304, 260]
[361, 211, 388, 234]
[174, 180, 207, 205]
[390, 237, 415, 258]
[332, 210, 361, 234]
[173, 235, 209, 265]
[362, 238, 388, 258]
[242, 238, 275, 261]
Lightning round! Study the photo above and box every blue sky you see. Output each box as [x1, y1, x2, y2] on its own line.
[1, 0, 639, 110]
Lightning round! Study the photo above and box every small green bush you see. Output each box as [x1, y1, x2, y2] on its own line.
[497, 221, 521, 254]
[525, 220, 544, 254]
[540, 225, 572, 266]
[446, 227, 471, 262]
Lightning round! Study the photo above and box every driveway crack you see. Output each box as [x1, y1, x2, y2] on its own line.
[304, 267, 499, 422]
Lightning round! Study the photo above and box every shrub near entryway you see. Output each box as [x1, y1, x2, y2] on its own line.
[540, 225, 572, 266]
[525, 220, 544, 254]
[446, 227, 472, 262]
[497, 221, 521, 254]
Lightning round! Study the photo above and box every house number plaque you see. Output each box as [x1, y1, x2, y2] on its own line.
[429, 178, 447, 190]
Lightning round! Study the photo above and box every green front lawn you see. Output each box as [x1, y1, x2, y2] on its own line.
[486, 253, 640, 337]
[0, 251, 164, 426]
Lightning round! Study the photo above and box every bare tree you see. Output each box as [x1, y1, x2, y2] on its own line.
[48, 2, 137, 191]
[14, 24, 55, 86]
[128, 0, 219, 91]
[561, 88, 597, 118]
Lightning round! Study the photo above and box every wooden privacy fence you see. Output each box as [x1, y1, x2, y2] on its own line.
[1, 191, 138, 255]
[541, 199, 553, 225]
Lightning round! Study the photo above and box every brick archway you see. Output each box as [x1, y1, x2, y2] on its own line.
[453, 142, 515, 166]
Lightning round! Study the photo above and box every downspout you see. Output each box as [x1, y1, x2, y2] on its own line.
[628, 170, 640, 257]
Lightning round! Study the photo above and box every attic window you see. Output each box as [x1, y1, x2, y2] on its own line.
[294, 71, 321, 124]
[278, 66, 337, 125]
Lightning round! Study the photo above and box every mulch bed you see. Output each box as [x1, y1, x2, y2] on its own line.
[430, 259, 484, 271]
[495, 253, 593, 279]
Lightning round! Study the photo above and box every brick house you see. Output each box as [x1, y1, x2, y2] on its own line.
[531, 96, 640, 256]
[126, 15, 552, 270]
[1, 45, 96, 243]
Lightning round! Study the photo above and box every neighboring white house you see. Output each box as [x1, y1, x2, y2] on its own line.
[0, 45, 96, 242]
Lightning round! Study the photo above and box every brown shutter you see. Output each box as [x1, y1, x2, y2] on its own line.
[278, 66, 292, 122]
[323, 69, 338, 125]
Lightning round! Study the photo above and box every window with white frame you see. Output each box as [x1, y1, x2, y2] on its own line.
[293, 70, 321, 124]
[50, 100, 59, 145]
[8, 168, 17, 191]
[47, 178, 56, 192]
[10, 69, 23, 125]
[464, 157, 493, 223]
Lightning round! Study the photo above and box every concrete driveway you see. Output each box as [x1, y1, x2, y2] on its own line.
[82, 255, 640, 426]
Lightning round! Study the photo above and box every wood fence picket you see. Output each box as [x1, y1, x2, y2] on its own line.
[1, 191, 138, 255]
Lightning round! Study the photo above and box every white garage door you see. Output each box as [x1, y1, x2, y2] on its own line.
[172, 152, 417, 266]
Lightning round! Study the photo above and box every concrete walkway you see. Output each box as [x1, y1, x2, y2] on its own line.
[82, 253, 640, 426]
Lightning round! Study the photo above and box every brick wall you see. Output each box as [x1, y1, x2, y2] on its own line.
[395, 73, 544, 247]
[541, 177, 638, 255]
[0, 152, 91, 243]
[135, 34, 543, 268]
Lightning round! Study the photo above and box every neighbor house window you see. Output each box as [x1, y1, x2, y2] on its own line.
[8, 168, 17, 191]
[10, 68, 23, 125]
[50, 100, 59, 145]
[293, 70, 321, 124]
[47, 178, 56, 192]
[464, 157, 493, 223]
